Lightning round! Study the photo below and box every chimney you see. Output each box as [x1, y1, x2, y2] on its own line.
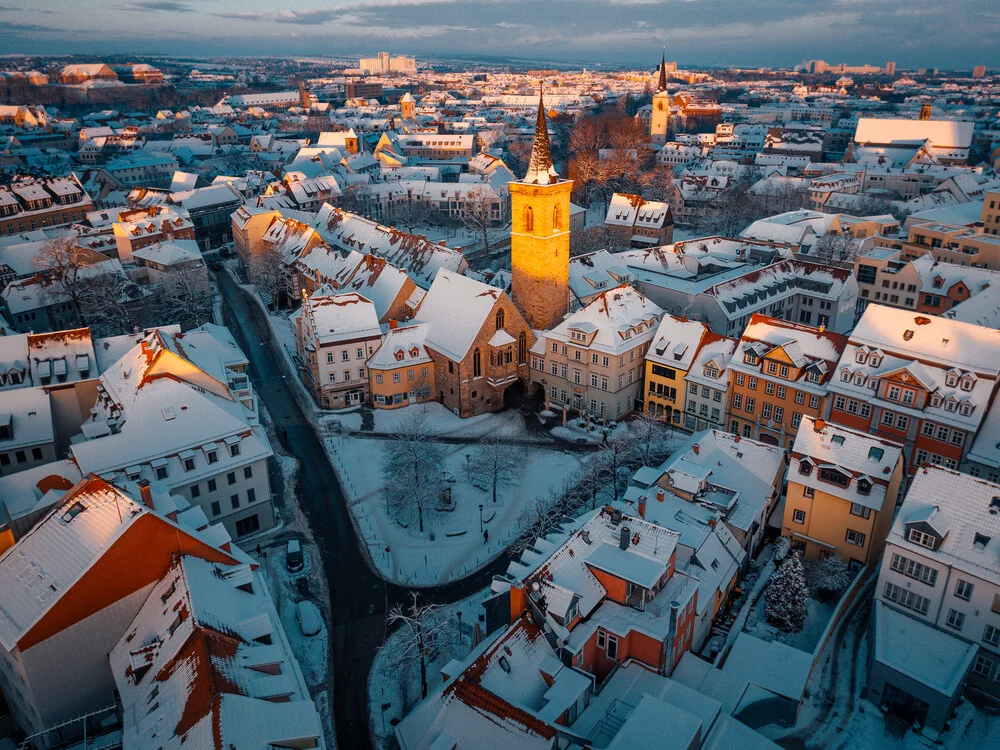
[692, 444, 700, 455]
[619, 526, 631, 551]
[389, 319, 398, 330]
[707, 517, 717, 528]
[656, 489, 665, 502]
[137, 479, 153, 509]
[638, 495, 647, 519]
[814, 418, 826, 433]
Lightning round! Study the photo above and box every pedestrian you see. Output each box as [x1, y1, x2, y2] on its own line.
[255, 544, 262, 557]
[483, 529, 489, 544]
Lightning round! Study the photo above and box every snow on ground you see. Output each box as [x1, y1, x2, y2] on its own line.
[744, 589, 836, 654]
[368, 587, 490, 749]
[764, 599, 1000, 750]
[327, 425, 583, 586]
[256, 405, 336, 747]
[549, 413, 630, 445]
[323, 401, 536, 440]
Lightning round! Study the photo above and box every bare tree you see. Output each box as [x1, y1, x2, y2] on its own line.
[511, 495, 566, 553]
[630, 411, 675, 467]
[813, 233, 858, 268]
[470, 433, 522, 505]
[32, 237, 100, 322]
[336, 183, 373, 215]
[569, 224, 632, 257]
[155, 265, 213, 329]
[458, 187, 501, 255]
[247, 244, 286, 309]
[504, 140, 532, 177]
[382, 409, 445, 534]
[78, 272, 149, 336]
[694, 183, 766, 238]
[386, 592, 455, 699]
[592, 431, 638, 505]
[385, 199, 437, 233]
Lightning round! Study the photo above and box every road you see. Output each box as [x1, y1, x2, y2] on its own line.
[217, 271, 512, 749]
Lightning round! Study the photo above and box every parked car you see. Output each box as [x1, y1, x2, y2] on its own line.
[296, 600, 322, 637]
[286, 539, 304, 573]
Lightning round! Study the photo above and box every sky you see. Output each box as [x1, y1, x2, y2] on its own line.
[0, 0, 995, 69]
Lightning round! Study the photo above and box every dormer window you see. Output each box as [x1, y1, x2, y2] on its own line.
[945, 372, 958, 388]
[855, 351, 867, 364]
[945, 398, 957, 412]
[818, 467, 849, 488]
[908, 528, 937, 549]
[960, 403, 973, 417]
[807, 371, 821, 384]
[931, 394, 942, 408]
[973, 533, 991, 550]
[395, 351, 405, 361]
[745, 352, 758, 365]
[705, 366, 719, 379]
[841, 370, 851, 382]
[857, 479, 872, 496]
[798, 459, 813, 476]
[870, 354, 881, 367]
[854, 373, 865, 386]
[960, 376, 974, 392]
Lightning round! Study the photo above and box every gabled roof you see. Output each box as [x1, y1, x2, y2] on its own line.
[416, 269, 506, 361]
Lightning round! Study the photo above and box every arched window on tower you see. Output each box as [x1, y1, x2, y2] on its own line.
[523, 205, 534, 232]
[518, 332, 527, 364]
[553, 205, 562, 231]
[473, 348, 481, 378]
[496, 308, 505, 330]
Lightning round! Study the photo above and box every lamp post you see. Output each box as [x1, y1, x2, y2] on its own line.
[479, 504, 484, 533]
[457, 610, 463, 646]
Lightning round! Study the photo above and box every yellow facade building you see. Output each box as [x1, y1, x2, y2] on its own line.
[644, 315, 710, 426]
[784, 417, 904, 570]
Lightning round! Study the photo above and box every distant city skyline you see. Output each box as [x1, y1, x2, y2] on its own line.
[0, 0, 994, 70]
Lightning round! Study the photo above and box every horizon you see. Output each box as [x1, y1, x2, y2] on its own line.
[0, 0, 995, 69]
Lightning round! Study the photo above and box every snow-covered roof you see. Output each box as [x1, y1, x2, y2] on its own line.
[722, 633, 812, 701]
[854, 118, 974, 150]
[549, 285, 663, 356]
[110, 555, 323, 750]
[791, 417, 903, 512]
[132, 238, 203, 267]
[647, 315, 710, 370]
[415, 269, 504, 361]
[872, 600, 977, 697]
[888, 466, 1000, 587]
[298, 291, 382, 347]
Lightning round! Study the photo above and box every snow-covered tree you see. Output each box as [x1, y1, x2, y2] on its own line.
[592, 430, 638, 505]
[382, 410, 444, 534]
[765, 551, 808, 633]
[813, 555, 852, 600]
[512, 496, 564, 554]
[630, 411, 675, 467]
[774, 536, 791, 563]
[247, 244, 286, 309]
[469, 433, 521, 505]
[386, 591, 455, 699]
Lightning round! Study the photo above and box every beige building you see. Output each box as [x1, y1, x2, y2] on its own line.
[784, 417, 905, 571]
[984, 190, 1000, 237]
[902, 221, 1000, 269]
[530, 285, 662, 419]
[293, 291, 382, 409]
[367, 322, 434, 409]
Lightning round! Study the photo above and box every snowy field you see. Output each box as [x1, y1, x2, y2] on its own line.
[326, 420, 583, 586]
[368, 587, 490, 749]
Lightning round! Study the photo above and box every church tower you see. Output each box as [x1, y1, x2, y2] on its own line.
[510, 87, 573, 331]
[400, 92, 416, 119]
[650, 50, 671, 146]
[299, 82, 311, 111]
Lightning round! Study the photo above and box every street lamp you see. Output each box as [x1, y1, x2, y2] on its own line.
[479, 504, 484, 533]
[457, 611, 463, 645]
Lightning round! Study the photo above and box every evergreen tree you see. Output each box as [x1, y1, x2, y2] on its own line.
[765, 551, 808, 633]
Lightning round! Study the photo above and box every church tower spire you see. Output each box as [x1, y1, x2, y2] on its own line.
[509, 81, 573, 331]
[523, 84, 558, 185]
[650, 50, 671, 147]
[657, 47, 668, 92]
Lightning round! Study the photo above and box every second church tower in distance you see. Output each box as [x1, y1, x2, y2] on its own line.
[510, 86, 573, 331]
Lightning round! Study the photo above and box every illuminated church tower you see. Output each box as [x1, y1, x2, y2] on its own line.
[650, 50, 671, 146]
[510, 87, 573, 330]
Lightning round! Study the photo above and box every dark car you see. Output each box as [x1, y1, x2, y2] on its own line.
[286, 539, 304, 573]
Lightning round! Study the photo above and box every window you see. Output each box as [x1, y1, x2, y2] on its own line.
[883, 581, 930, 615]
[793, 509, 806, 524]
[155, 465, 168, 480]
[973, 654, 995, 678]
[890, 553, 937, 585]
[745, 397, 755, 414]
[357, 347, 364, 359]
[748, 376, 757, 390]
[208, 479, 217, 492]
[773, 406, 784, 423]
[895, 414, 909, 430]
[327, 352, 334, 364]
[834, 395, 847, 411]
[210, 501, 220, 516]
[908, 528, 937, 549]
[955, 579, 974, 601]
[495, 308, 505, 330]
[779, 365, 789, 378]
[376, 373, 383, 384]
[343, 369, 351, 382]
[230, 443, 240, 457]
[247, 488, 256, 503]
[809, 395, 820, 409]
[819, 468, 849, 487]
[473, 348, 481, 378]
[765, 381, 775, 395]
[228, 471, 236, 485]
[735, 373, 745, 386]
[845, 529, 866, 547]
[230, 494, 240, 509]
[191, 484, 200, 499]
[792, 412, 802, 428]
[850, 503, 871, 519]
[342, 350, 349, 361]
[732, 393, 742, 410]
[795, 391, 805, 405]
[235, 514, 260, 537]
[605, 633, 618, 660]
[183, 457, 195, 472]
[945, 609, 965, 631]
[776, 385, 786, 399]
[984, 625, 1000, 647]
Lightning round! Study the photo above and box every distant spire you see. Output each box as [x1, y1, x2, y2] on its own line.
[523, 83, 557, 185]
[657, 47, 668, 92]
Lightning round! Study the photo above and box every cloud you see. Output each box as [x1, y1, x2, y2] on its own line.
[117, 1, 193, 11]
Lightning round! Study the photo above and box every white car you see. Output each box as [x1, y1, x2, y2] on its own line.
[296, 600, 323, 637]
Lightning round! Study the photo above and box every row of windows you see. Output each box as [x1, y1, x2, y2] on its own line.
[0, 447, 45, 467]
[833, 395, 873, 419]
[890, 552, 938, 586]
[330, 369, 366, 384]
[913, 449, 958, 470]
[919, 420, 965, 447]
[376, 366, 430, 385]
[150, 443, 241, 481]
[326, 346, 370, 363]
[883, 581, 930, 615]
